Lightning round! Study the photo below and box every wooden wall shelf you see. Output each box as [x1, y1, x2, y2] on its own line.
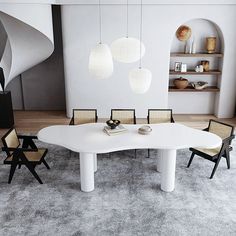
[170, 53, 223, 58]
[168, 86, 220, 92]
[169, 70, 221, 75]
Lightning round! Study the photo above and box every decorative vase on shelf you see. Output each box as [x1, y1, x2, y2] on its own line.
[195, 65, 204, 73]
[206, 37, 216, 54]
[184, 39, 192, 54]
[191, 39, 196, 54]
[201, 60, 210, 72]
[174, 77, 189, 89]
[184, 41, 188, 53]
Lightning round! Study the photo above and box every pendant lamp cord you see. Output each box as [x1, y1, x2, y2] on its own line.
[139, 0, 143, 69]
[126, 0, 129, 38]
[99, 0, 102, 44]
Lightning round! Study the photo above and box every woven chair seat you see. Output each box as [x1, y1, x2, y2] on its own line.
[5, 149, 47, 163]
[193, 146, 221, 157]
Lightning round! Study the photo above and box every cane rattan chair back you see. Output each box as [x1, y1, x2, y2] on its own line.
[110, 109, 136, 124]
[148, 109, 174, 124]
[3, 128, 20, 155]
[70, 109, 98, 125]
[208, 120, 233, 140]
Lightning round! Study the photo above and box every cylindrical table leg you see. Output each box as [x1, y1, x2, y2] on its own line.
[161, 149, 177, 192]
[93, 153, 97, 172]
[80, 152, 95, 192]
[157, 150, 163, 172]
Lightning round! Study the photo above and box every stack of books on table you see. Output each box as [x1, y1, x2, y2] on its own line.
[103, 125, 127, 136]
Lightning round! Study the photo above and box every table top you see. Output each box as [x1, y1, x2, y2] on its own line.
[37, 123, 222, 153]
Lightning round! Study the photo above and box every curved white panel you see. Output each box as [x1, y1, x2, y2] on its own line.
[0, 4, 54, 89]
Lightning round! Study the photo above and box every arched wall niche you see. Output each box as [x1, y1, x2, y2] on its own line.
[171, 18, 224, 53]
[168, 18, 224, 116]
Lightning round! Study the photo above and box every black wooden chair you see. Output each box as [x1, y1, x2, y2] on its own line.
[69, 109, 98, 125]
[110, 109, 137, 158]
[147, 109, 175, 158]
[1, 128, 50, 184]
[187, 119, 235, 179]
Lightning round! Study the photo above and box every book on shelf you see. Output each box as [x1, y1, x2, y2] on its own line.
[103, 125, 127, 136]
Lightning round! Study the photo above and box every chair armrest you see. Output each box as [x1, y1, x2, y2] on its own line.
[223, 134, 235, 143]
[17, 135, 38, 149]
[202, 128, 209, 131]
[2, 147, 38, 152]
[18, 135, 38, 140]
[69, 117, 74, 125]
[171, 116, 175, 123]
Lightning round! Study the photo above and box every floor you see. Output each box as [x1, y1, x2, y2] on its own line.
[0, 111, 236, 235]
[0, 142, 235, 235]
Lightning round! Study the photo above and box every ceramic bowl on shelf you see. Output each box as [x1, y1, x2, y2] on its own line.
[191, 81, 208, 90]
[106, 119, 120, 129]
[138, 125, 152, 135]
[174, 77, 189, 89]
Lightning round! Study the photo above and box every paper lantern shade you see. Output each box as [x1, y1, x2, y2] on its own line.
[89, 43, 113, 79]
[129, 68, 152, 94]
[111, 37, 145, 63]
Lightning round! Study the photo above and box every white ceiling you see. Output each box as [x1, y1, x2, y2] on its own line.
[0, 0, 236, 5]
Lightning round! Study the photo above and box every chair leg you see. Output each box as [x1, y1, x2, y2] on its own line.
[210, 157, 222, 179]
[25, 163, 43, 184]
[8, 163, 17, 184]
[187, 152, 195, 168]
[146, 149, 150, 158]
[42, 159, 50, 170]
[225, 149, 230, 169]
[18, 164, 21, 169]
[134, 149, 137, 159]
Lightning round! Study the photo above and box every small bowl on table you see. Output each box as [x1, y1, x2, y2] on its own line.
[138, 125, 152, 135]
[106, 119, 120, 129]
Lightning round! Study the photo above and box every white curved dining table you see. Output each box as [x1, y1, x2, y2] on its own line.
[37, 123, 221, 193]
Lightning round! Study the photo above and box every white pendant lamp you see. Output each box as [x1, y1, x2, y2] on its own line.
[129, 68, 152, 94]
[89, 44, 113, 79]
[111, 0, 145, 63]
[89, 0, 113, 79]
[129, 0, 152, 94]
[111, 37, 145, 63]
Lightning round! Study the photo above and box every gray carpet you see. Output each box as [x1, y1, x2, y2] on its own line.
[0, 140, 236, 236]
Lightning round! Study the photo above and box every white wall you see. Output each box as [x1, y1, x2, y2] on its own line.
[61, 4, 236, 118]
[1, 0, 236, 5]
